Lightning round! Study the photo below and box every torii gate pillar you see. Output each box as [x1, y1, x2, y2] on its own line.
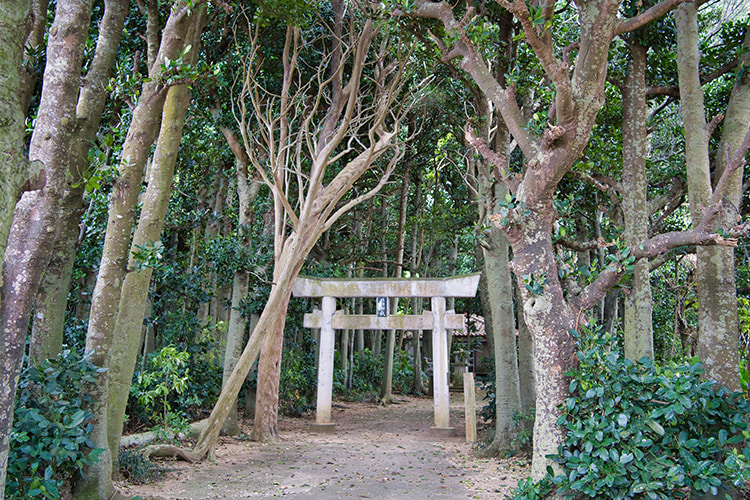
[294, 273, 480, 435]
[431, 296, 450, 430]
[312, 296, 337, 432]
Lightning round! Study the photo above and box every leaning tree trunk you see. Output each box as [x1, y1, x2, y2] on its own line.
[622, 41, 654, 361]
[0, 8, 32, 488]
[675, 3, 741, 391]
[0, 0, 33, 277]
[28, 0, 128, 365]
[106, 8, 206, 472]
[79, 4, 200, 497]
[199, 231, 310, 449]
[0, 0, 94, 493]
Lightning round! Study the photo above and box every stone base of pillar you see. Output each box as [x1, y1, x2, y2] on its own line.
[429, 426, 456, 437]
[309, 423, 337, 434]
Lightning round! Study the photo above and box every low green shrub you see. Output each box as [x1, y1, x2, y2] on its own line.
[552, 325, 750, 499]
[127, 341, 222, 432]
[118, 447, 163, 484]
[350, 348, 382, 395]
[6, 350, 104, 499]
[392, 349, 415, 394]
[279, 344, 317, 417]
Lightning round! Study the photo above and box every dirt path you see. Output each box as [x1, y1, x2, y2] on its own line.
[118, 393, 530, 499]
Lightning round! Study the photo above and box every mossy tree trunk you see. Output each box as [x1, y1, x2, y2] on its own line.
[79, 4, 203, 497]
[28, 0, 128, 365]
[676, 5, 749, 392]
[105, 7, 206, 473]
[621, 41, 654, 360]
[0, 3, 35, 489]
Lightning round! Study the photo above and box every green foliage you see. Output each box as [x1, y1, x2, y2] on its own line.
[350, 348, 382, 396]
[6, 350, 105, 499]
[136, 345, 190, 433]
[507, 476, 554, 500]
[551, 325, 750, 499]
[392, 349, 415, 394]
[118, 447, 163, 485]
[496, 193, 531, 229]
[129, 345, 203, 436]
[158, 44, 211, 86]
[523, 273, 548, 297]
[607, 240, 636, 274]
[130, 239, 165, 272]
[279, 344, 317, 417]
[511, 407, 535, 455]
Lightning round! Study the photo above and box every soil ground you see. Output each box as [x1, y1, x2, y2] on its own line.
[117, 392, 530, 499]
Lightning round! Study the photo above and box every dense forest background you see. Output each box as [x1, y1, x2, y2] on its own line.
[1, 0, 750, 498]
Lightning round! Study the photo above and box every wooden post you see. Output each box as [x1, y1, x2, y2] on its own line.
[463, 371, 476, 443]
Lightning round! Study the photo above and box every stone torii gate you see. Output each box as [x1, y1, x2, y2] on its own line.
[292, 273, 480, 435]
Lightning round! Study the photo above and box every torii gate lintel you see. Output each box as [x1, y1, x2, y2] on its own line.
[292, 273, 480, 435]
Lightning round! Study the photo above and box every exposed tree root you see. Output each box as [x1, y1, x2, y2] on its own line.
[141, 444, 199, 463]
[120, 419, 208, 448]
[476, 439, 502, 459]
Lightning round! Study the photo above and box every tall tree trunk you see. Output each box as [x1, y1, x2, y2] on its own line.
[219, 124, 262, 436]
[0, 1, 32, 278]
[28, 0, 128, 365]
[0, 12, 31, 486]
[380, 169, 411, 403]
[79, 4, 200, 496]
[410, 170, 426, 394]
[106, 7, 206, 472]
[516, 281, 535, 413]
[675, 3, 742, 391]
[693, 30, 750, 392]
[0, 0, 94, 493]
[481, 182, 520, 456]
[622, 42, 653, 360]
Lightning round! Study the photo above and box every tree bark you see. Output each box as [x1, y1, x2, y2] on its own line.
[220, 125, 262, 436]
[675, 2, 743, 391]
[79, 4, 202, 496]
[0, 1, 32, 280]
[694, 30, 750, 392]
[1, 0, 96, 493]
[106, 6, 206, 473]
[516, 281, 535, 413]
[0, 16, 31, 484]
[481, 181, 520, 456]
[28, 0, 128, 365]
[622, 42, 654, 360]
